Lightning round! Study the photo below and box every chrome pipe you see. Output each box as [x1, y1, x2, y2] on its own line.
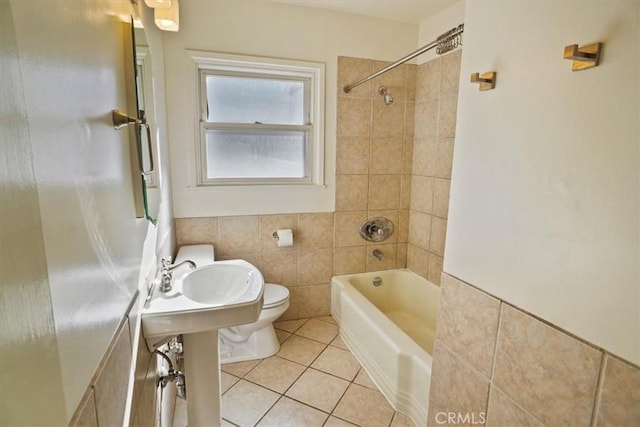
[343, 24, 464, 93]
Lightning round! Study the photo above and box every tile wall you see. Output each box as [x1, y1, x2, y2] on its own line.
[429, 273, 640, 426]
[407, 51, 461, 285]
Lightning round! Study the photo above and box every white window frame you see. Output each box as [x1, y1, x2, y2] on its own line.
[192, 51, 325, 187]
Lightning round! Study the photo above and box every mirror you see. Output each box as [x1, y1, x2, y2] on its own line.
[133, 20, 160, 223]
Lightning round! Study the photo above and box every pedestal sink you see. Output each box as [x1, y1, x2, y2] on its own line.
[142, 260, 264, 427]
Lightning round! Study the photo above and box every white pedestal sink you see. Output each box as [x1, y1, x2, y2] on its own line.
[142, 260, 264, 427]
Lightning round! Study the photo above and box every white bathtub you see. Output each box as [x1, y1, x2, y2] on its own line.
[331, 269, 440, 427]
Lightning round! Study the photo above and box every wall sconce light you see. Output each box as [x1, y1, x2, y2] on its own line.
[145, 0, 171, 8]
[153, 0, 179, 31]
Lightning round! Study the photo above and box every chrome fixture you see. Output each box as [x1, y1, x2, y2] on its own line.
[111, 109, 154, 175]
[372, 249, 384, 261]
[343, 23, 464, 93]
[159, 257, 197, 293]
[378, 86, 394, 105]
[360, 217, 394, 242]
[372, 276, 383, 287]
[155, 345, 187, 399]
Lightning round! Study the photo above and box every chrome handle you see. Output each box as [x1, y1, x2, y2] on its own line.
[112, 109, 154, 175]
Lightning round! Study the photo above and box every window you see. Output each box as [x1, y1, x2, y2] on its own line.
[194, 52, 324, 186]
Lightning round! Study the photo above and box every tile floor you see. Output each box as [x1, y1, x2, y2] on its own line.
[172, 316, 416, 427]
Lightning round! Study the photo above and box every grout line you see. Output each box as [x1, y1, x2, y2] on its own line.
[489, 302, 504, 382]
[589, 353, 607, 427]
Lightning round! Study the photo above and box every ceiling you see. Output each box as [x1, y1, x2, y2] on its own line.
[270, 0, 458, 24]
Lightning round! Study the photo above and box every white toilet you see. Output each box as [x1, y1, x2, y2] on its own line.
[174, 244, 290, 363]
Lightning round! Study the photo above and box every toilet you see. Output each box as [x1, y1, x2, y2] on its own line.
[174, 244, 290, 363]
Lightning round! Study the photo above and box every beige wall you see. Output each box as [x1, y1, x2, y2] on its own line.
[406, 51, 461, 285]
[429, 273, 640, 427]
[446, 0, 639, 364]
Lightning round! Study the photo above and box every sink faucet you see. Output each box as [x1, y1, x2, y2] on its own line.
[160, 257, 197, 293]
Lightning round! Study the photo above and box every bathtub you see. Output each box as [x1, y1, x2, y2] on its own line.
[331, 269, 440, 427]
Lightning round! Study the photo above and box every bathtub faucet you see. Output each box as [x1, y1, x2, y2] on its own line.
[373, 249, 384, 261]
[159, 258, 197, 293]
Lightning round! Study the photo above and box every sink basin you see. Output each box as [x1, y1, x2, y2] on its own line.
[142, 260, 264, 349]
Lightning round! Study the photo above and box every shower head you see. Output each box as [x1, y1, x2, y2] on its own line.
[378, 86, 394, 106]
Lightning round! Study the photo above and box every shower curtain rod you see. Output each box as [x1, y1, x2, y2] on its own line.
[343, 23, 464, 93]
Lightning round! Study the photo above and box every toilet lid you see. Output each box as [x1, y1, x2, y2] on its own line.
[263, 284, 289, 309]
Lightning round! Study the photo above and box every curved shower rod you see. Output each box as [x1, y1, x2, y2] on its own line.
[343, 23, 464, 93]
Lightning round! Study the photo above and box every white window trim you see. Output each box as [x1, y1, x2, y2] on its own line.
[191, 50, 325, 187]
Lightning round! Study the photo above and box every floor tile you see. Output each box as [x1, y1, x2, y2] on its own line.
[324, 416, 358, 426]
[221, 359, 260, 377]
[333, 383, 395, 427]
[316, 315, 337, 325]
[221, 380, 279, 427]
[391, 411, 417, 427]
[353, 368, 377, 390]
[330, 335, 348, 350]
[245, 356, 306, 394]
[285, 368, 349, 413]
[274, 319, 308, 333]
[277, 335, 326, 366]
[256, 396, 328, 427]
[295, 318, 339, 344]
[311, 345, 360, 381]
[275, 329, 292, 344]
[221, 371, 240, 393]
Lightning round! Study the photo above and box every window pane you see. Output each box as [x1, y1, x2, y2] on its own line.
[205, 74, 305, 125]
[205, 130, 306, 179]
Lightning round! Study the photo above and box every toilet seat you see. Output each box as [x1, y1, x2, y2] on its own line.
[263, 284, 289, 309]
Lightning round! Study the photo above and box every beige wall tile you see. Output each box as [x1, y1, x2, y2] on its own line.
[438, 92, 458, 138]
[259, 214, 297, 253]
[337, 97, 372, 137]
[334, 211, 368, 247]
[370, 137, 403, 174]
[437, 274, 501, 376]
[336, 174, 369, 211]
[404, 101, 415, 139]
[218, 216, 260, 256]
[297, 212, 334, 249]
[486, 386, 544, 427]
[398, 209, 409, 243]
[175, 217, 218, 247]
[396, 243, 407, 268]
[333, 246, 366, 276]
[406, 244, 428, 279]
[434, 137, 455, 179]
[260, 251, 298, 287]
[279, 287, 299, 320]
[414, 99, 438, 139]
[217, 251, 261, 270]
[428, 340, 490, 427]
[406, 65, 417, 102]
[372, 99, 405, 138]
[429, 217, 447, 256]
[595, 355, 640, 426]
[400, 174, 412, 210]
[366, 243, 397, 272]
[440, 50, 462, 95]
[368, 174, 401, 210]
[298, 284, 331, 318]
[298, 248, 332, 285]
[402, 137, 414, 174]
[412, 137, 437, 177]
[432, 178, 451, 218]
[408, 210, 432, 250]
[427, 253, 443, 285]
[338, 56, 374, 99]
[410, 175, 434, 213]
[372, 61, 408, 101]
[70, 390, 98, 427]
[416, 58, 441, 101]
[493, 304, 602, 427]
[336, 136, 370, 175]
[93, 321, 132, 427]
